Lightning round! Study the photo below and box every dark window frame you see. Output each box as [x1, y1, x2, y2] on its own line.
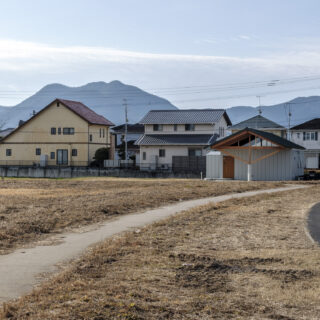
[159, 149, 166, 158]
[50, 152, 55, 160]
[6, 149, 12, 157]
[58, 127, 62, 135]
[185, 124, 195, 131]
[142, 152, 146, 160]
[72, 149, 78, 157]
[35, 148, 41, 156]
[63, 127, 75, 135]
[153, 124, 163, 132]
[51, 127, 56, 135]
[89, 134, 93, 142]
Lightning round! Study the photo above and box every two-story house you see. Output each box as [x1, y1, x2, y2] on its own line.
[230, 115, 287, 137]
[291, 118, 320, 169]
[0, 98, 114, 166]
[135, 109, 231, 170]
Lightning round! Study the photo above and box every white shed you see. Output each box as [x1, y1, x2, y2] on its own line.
[206, 127, 305, 181]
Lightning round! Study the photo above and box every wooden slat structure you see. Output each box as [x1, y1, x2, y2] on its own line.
[210, 127, 305, 181]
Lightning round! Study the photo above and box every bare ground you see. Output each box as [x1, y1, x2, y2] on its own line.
[2, 183, 320, 319]
[0, 178, 283, 255]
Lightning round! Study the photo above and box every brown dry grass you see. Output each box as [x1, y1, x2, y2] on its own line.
[0, 178, 284, 255]
[2, 183, 320, 319]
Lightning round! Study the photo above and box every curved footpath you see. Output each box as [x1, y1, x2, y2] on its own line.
[308, 202, 320, 244]
[0, 185, 307, 303]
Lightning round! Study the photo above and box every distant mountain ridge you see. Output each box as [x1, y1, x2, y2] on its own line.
[227, 96, 320, 128]
[0, 81, 320, 129]
[0, 81, 177, 127]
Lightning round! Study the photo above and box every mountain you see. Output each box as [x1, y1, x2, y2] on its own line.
[227, 96, 320, 128]
[0, 81, 177, 127]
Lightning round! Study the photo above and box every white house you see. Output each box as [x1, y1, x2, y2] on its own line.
[290, 118, 320, 169]
[135, 109, 231, 171]
[207, 127, 304, 181]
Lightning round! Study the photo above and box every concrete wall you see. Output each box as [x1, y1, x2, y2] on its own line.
[0, 166, 203, 179]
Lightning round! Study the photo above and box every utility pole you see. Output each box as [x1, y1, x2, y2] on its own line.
[123, 99, 128, 162]
[287, 103, 292, 141]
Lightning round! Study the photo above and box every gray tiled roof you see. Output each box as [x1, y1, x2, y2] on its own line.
[211, 127, 305, 150]
[230, 115, 285, 130]
[135, 134, 219, 146]
[139, 109, 231, 125]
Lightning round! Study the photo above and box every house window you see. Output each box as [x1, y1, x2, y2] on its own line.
[50, 152, 55, 160]
[89, 134, 93, 142]
[188, 148, 202, 157]
[99, 128, 102, 138]
[103, 128, 105, 138]
[297, 132, 300, 139]
[142, 152, 146, 160]
[6, 149, 12, 157]
[51, 127, 56, 135]
[57, 102, 60, 107]
[219, 127, 225, 137]
[185, 124, 195, 131]
[72, 149, 78, 157]
[63, 128, 75, 135]
[174, 124, 178, 131]
[303, 132, 318, 141]
[159, 149, 165, 157]
[58, 127, 61, 135]
[153, 124, 163, 131]
[36, 148, 41, 156]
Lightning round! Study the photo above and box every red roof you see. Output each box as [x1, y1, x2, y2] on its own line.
[58, 99, 114, 126]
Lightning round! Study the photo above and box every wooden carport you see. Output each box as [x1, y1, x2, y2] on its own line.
[210, 127, 304, 181]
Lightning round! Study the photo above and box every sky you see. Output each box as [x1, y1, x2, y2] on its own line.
[1, 0, 320, 108]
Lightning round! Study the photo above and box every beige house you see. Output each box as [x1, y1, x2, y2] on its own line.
[136, 109, 231, 171]
[0, 99, 114, 166]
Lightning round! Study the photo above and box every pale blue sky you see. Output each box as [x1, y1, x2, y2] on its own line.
[0, 0, 320, 108]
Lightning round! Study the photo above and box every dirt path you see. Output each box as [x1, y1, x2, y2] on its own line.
[0, 185, 307, 303]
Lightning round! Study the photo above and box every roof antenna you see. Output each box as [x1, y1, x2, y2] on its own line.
[257, 96, 262, 115]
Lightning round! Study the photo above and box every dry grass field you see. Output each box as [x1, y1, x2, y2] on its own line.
[0, 178, 284, 255]
[2, 183, 320, 319]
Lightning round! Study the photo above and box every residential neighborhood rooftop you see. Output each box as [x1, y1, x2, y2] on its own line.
[135, 134, 219, 146]
[57, 99, 115, 126]
[211, 127, 305, 150]
[291, 118, 320, 130]
[112, 123, 144, 133]
[139, 109, 232, 125]
[230, 115, 285, 130]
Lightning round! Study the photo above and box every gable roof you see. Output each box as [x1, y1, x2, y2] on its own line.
[139, 109, 232, 125]
[135, 134, 218, 146]
[230, 115, 285, 130]
[211, 127, 304, 150]
[0, 99, 114, 142]
[291, 118, 320, 130]
[57, 99, 114, 126]
[112, 123, 144, 134]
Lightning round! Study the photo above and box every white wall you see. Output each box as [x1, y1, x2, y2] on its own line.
[140, 145, 206, 169]
[144, 124, 216, 135]
[206, 149, 304, 181]
[206, 152, 223, 179]
[291, 130, 320, 150]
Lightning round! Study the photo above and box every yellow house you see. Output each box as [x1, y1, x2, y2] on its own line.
[0, 99, 114, 166]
